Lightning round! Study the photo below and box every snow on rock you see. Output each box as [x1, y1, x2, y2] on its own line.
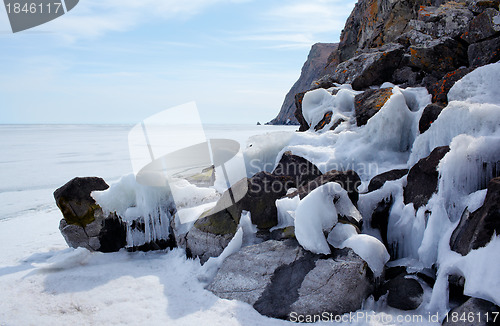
[294, 182, 361, 255]
[273, 195, 300, 231]
[448, 62, 500, 105]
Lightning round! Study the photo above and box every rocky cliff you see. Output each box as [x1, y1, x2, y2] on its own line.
[270, 0, 500, 126]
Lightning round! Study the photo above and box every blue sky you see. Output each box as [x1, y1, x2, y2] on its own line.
[0, 0, 356, 124]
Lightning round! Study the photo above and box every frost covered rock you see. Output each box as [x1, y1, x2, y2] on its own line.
[461, 8, 500, 44]
[354, 88, 393, 126]
[207, 239, 373, 320]
[368, 169, 408, 192]
[289, 169, 361, 207]
[428, 67, 474, 105]
[54, 177, 127, 252]
[450, 177, 500, 256]
[404, 146, 450, 209]
[468, 36, 500, 67]
[272, 151, 322, 188]
[329, 43, 404, 90]
[448, 62, 500, 104]
[443, 297, 500, 326]
[409, 37, 468, 75]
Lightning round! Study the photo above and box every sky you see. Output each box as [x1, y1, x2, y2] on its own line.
[0, 0, 357, 124]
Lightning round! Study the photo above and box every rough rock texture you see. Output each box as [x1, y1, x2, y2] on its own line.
[466, 0, 500, 14]
[289, 170, 361, 206]
[461, 8, 500, 44]
[450, 177, 500, 256]
[430, 67, 475, 104]
[269, 43, 339, 125]
[207, 240, 373, 320]
[404, 146, 450, 209]
[409, 37, 468, 76]
[354, 87, 394, 126]
[468, 35, 500, 67]
[328, 44, 404, 90]
[419, 103, 445, 133]
[443, 297, 500, 326]
[412, 3, 474, 39]
[272, 151, 322, 188]
[368, 169, 408, 192]
[385, 273, 424, 310]
[54, 177, 127, 252]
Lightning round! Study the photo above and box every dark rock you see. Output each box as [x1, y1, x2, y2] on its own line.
[450, 177, 500, 256]
[314, 111, 333, 131]
[392, 66, 420, 86]
[55, 177, 128, 252]
[468, 35, 500, 67]
[466, 0, 500, 15]
[371, 196, 393, 252]
[294, 92, 309, 132]
[269, 43, 339, 125]
[207, 240, 373, 320]
[409, 37, 468, 76]
[443, 297, 500, 326]
[386, 273, 424, 311]
[329, 43, 404, 90]
[290, 170, 361, 206]
[419, 103, 445, 133]
[354, 88, 394, 127]
[404, 146, 450, 209]
[368, 169, 408, 192]
[429, 68, 475, 105]
[272, 151, 322, 188]
[462, 8, 500, 44]
[54, 177, 109, 227]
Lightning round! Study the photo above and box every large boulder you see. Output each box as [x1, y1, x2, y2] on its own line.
[404, 146, 450, 209]
[272, 151, 322, 188]
[354, 87, 393, 127]
[328, 43, 405, 90]
[268, 43, 339, 125]
[443, 297, 500, 326]
[411, 3, 474, 39]
[461, 8, 500, 44]
[450, 177, 500, 256]
[468, 35, 500, 67]
[409, 37, 468, 76]
[54, 177, 127, 252]
[207, 239, 373, 320]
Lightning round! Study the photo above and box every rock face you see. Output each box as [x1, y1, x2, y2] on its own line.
[54, 177, 127, 252]
[269, 43, 339, 125]
[450, 177, 500, 256]
[404, 146, 450, 209]
[207, 240, 373, 320]
[443, 297, 500, 326]
[354, 88, 394, 126]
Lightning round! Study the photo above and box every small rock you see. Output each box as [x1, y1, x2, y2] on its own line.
[368, 169, 409, 193]
[404, 146, 450, 209]
[419, 103, 445, 133]
[354, 88, 394, 127]
[314, 111, 333, 131]
[450, 177, 500, 256]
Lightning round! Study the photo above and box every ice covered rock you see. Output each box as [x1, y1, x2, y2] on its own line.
[404, 146, 450, 209]
[272, 151, 322, 188]
[448, 62, 500, 104]
[54, 177, 127, 252]
[450, 177, 500, 256]
[428, 68, 475, 105]
[207, 239, 373, 320]
[409, 37, 468, 76]
[288, 169, 361, 207]
[468, 35, 500, 67]
[354, 88, 393, 126]
[329, 43, 405, 90]
[443, 298, 500, 326]
[461, 8, 500, 44]
[368, 169, 408, 192]
[418, 103, 445, 133]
